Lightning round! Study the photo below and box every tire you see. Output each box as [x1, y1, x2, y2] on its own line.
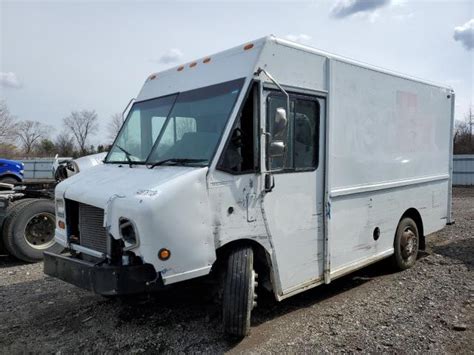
[0, 177, 19, 185]
[2, 199, 62, 262]
[1, 199, 35, 255]
[391, 217, 419, 270]
[222, 246, 257, 338]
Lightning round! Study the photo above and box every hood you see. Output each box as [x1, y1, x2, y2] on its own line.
[56, 164, 207, 208]
[0, 158, 23, 168]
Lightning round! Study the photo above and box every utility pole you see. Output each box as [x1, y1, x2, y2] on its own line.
[469, 107, 473, 151]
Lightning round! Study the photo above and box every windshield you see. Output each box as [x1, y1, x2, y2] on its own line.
[106, 78, 245, 165]
[106, 95, 177, 163]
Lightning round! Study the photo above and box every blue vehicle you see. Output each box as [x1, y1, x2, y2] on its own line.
[0, 158, 24, 184]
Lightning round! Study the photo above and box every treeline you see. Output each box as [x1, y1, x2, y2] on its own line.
[454, 107, 474, 154]
[0, 99, 124, 159]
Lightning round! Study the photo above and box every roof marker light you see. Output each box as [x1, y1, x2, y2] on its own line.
[243, 43, 254, 50]
[203, 57, 211, 63]
[148, 74, 157, 80]
[189, 62, 197, 68]
[177, 66, 184, 71]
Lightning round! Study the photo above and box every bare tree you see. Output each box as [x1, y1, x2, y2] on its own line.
[0, 99, 17, 144]
[454, 107, 474, 154]
[63, 110, 99, 155]
[54, 131, 76, 157]
[107, 113, 124, 142]
[15, 120, 51, 156]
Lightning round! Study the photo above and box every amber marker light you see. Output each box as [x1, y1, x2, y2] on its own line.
[243, 43, 254, 50]
[189, 62, 197, 68]
[148, 74, 157, 80]
[203, 57, 211, 63]
[158, 248, 171, 261]
[177, 65, 184, 71]
[58, 221, 65, 229]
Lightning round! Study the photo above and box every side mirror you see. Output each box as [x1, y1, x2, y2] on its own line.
[269, 141, 285, 157]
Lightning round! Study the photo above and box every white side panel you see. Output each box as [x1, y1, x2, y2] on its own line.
[256, 41, 327, 92]
[326, 60, 451, 275]
[207, 171, 270, 252]
[329, 60, 452, 190]
[329, 180, 449, 273]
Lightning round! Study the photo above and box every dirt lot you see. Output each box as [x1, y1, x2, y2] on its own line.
[0, 188, 472, 353]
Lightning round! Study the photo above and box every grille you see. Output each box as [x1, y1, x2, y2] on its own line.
[78, 203, 108, 254]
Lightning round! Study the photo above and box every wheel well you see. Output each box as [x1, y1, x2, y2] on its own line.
[400, 208, 425, 250]
[214, 239, 273, 291]
[0, 174, 21, 182]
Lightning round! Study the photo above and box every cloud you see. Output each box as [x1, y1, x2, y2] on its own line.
[453, 19, 474, 50]
[331, 0, 391, 19]
[0, 72, 22, 89]
[156, 48, 183, 64]
[285, 34, 312, 44]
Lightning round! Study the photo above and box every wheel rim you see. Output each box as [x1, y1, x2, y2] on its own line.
[23, 212, 56, 250]
[400, 226, 418, 263]
[251, 270, 258, 310]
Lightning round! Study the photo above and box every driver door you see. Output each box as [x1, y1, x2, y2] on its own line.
[262, 91, 326, 296]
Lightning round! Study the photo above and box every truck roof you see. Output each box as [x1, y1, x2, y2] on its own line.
[138, 35, 452, 102]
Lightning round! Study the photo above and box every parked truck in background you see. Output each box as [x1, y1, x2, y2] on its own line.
[0, 158, 24, 184]
[44, 36, 454, 337]
[0, 153, 106, 262]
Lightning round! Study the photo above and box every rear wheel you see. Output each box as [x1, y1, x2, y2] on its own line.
[3, 199, 62, 262]
[222, 246, 257, 338]
[1, 199, 35, 255]
[391, 217, 419, 270]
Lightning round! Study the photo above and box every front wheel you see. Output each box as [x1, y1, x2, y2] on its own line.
[0, 177, 18, 185]
[222, 246, 257, 338]
[391, 217, 419, 270]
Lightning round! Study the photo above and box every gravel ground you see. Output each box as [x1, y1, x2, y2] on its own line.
[0, 188, 472, 353]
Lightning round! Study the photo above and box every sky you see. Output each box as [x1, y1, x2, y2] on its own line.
[1, 0, 473, 146]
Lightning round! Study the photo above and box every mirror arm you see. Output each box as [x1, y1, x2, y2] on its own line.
[255, 68, 290, 118]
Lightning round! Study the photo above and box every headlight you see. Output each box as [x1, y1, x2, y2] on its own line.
[56, 199, 65, 218]
[119, 217, 138, 248]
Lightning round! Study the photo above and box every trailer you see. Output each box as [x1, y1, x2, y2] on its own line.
[44, 36, 454, 337]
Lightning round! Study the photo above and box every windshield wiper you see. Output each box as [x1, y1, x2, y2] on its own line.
[148, 158, 207, 169]
[116, 145, 134, 167]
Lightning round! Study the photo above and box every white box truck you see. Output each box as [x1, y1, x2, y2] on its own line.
[44, 36, 454, 337]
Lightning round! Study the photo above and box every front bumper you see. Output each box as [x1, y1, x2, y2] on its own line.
[44, 252, 163, 296]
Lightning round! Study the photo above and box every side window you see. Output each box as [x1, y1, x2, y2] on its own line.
[294, 99, 318, 169]
[218, 84, 257, 173]
[267, 94, 319, 171]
